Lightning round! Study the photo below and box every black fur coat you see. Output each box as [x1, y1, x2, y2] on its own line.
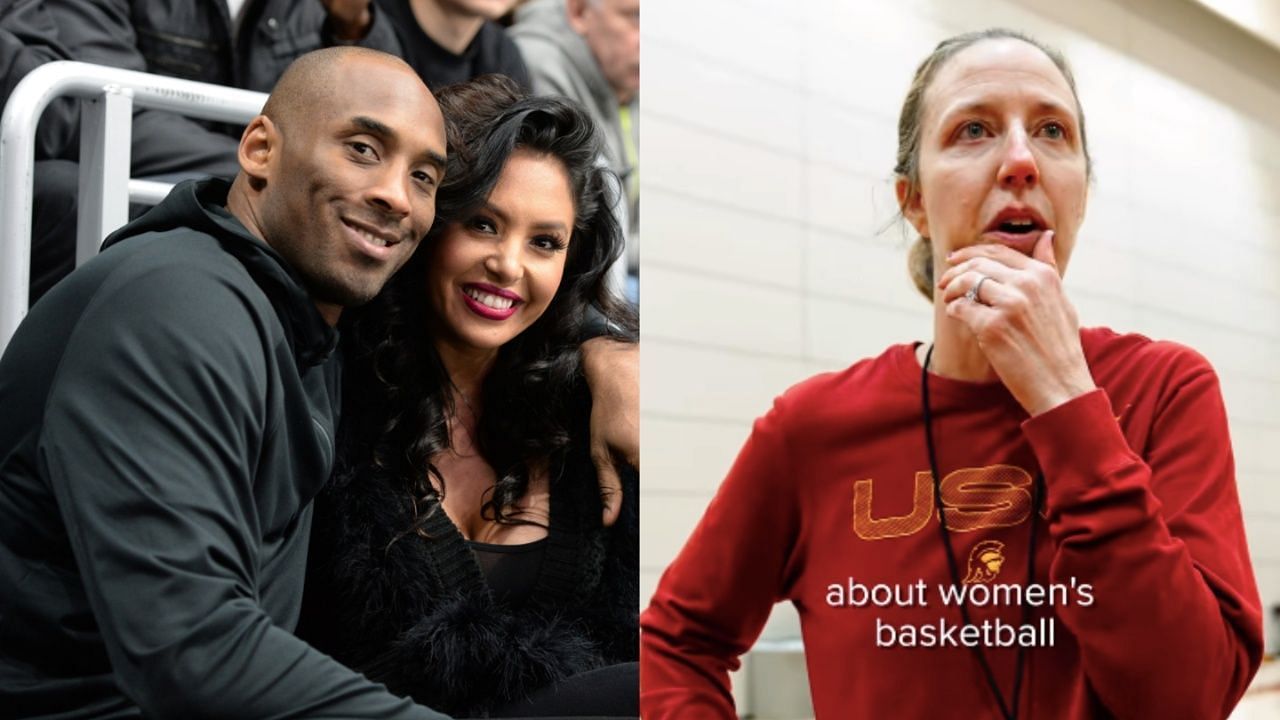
[296, 438, 639, 718]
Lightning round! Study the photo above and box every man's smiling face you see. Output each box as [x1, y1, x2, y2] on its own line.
[258, 53, 447, 314]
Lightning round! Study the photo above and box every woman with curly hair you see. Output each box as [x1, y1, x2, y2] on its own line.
[298, 74, 639, 718]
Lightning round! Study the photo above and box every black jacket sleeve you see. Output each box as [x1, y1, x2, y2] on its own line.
[241, 0, 405, 93]
[40, 264, 448, 719]
[0, 0, 78, 159]
[593, 465, 640, 663]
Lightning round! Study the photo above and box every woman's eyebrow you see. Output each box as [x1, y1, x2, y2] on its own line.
[477, 202, 568, 234]
[1028, 99, 1077, 118]
[938, 98, 1077, 124]
[530, 221, 569, 234]
[937, 100, 996, 121]
[478, 201, 509, 223]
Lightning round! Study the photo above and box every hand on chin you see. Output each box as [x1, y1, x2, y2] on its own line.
[936, 230, 1096, 416]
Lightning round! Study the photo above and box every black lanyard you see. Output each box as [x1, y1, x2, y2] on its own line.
[921, 345, 1044, 720]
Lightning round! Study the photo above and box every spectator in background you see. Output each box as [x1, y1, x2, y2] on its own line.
[375, 0, 530, 89]
[0, 0, 403, 303]
[1, 0, 74, 161]
[38, 0, 403, 168]
[511, 0, 639, 299]
[0, 0, 79, 305]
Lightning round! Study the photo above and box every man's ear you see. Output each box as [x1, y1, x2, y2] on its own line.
[895, 176, 929, 239]
[565, 0, 589, 34]
[238, 115, 277, 187]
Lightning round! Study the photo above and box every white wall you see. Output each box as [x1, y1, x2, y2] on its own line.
[641, 0, 1280, 715]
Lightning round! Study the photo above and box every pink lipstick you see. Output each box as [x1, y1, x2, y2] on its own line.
[460, 283, 522, 321]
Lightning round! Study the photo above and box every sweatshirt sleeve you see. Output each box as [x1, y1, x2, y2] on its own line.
[40, 266, 447, 720]
[0, 0, 78, 160]
[1021, 360, 1262, 719]
[641, 398, 801, 718]
[509, 32, 576, 101]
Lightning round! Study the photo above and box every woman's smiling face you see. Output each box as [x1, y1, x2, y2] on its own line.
[898, 38, 1089, 276]
[426, 148, 576, 357]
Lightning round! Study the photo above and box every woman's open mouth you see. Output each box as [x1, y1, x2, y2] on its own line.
[982, 207, 1049, 253]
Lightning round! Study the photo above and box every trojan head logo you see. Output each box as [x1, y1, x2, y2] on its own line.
[963, 540, 1006, 584]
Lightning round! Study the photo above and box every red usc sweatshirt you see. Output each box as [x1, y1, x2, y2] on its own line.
[641, 328, 1262, 719]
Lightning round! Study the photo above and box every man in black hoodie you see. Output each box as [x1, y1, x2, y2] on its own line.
[0, 47, 453, 718]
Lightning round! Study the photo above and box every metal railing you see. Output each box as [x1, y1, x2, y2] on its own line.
[0, 61, 266, 350]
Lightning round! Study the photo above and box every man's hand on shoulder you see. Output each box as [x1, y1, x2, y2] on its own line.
[320, 0, 373, 42]
[581, 337, 638, 527]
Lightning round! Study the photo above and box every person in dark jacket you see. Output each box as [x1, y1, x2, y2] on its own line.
[0, 47, 453, 719]
[374, 0, 530, 90]
[511, 0, 639, 296]
[0, 0, 74, 158]
[34, 0, 401, 164]
[0, 0, 402, 303]
[0, 0, 86, 304]
[298, 75, 638, 718]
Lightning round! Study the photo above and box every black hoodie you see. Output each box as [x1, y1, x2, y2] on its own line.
[0, 180, 446, 719]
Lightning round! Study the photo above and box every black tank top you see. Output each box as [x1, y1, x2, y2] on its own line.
[466, 538, 548, 605]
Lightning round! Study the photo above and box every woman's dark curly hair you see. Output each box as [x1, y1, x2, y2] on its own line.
[336, 74, 637, 538]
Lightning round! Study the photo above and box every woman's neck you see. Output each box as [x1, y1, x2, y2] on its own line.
[924, 299, 999, 382]
[435, 340, 498, 431]
[410, 0, 486, 55]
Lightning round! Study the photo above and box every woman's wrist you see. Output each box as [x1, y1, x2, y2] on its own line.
[1023, 368, 1097, 417]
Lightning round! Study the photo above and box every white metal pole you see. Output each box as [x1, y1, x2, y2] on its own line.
[76, 85, 134, 264]
[0, 61, 265, 350]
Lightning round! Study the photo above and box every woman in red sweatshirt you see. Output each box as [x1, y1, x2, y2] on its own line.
[641, 28, 1263, 720]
